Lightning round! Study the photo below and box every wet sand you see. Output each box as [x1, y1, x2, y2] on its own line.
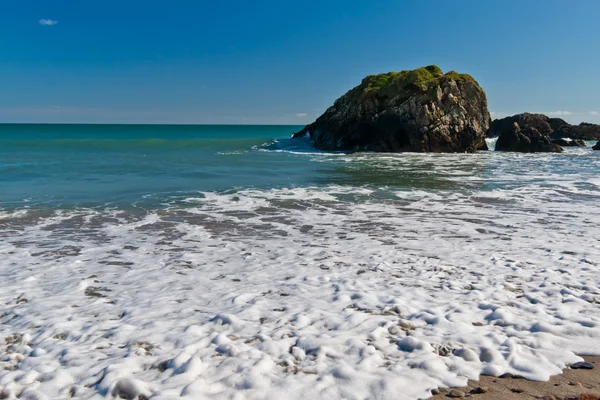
[428, 356, 600, 400]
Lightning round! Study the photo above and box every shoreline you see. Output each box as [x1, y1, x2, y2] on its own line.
[428, 356, 600, 400]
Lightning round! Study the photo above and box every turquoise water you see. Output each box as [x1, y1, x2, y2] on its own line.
[0, 124, 598, 212]
[0, 124, 309, 208]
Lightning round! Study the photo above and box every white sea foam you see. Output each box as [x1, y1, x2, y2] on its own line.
[1, 174, 600, 398]
[485, 137, 498, 150]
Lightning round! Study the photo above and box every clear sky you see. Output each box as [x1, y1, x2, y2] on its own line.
[1, 0, 599, 124]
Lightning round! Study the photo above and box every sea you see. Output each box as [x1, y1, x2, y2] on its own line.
[1, 124, 599, 399]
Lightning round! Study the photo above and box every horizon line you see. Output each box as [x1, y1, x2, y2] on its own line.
[0, 122, 306, 126]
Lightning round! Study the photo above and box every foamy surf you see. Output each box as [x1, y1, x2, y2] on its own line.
[1, 125, 600, 399]
[1, 181, 599, 400]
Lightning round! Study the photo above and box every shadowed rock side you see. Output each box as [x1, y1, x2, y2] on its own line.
[495, 122, 563, 153]
[553, 123, 600, 141]
[487, 113, 566, 138]
[488, 113, 600, 141]
[292, 65, 490, 152]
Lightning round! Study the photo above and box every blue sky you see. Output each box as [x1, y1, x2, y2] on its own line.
[1, 0, 599, 124]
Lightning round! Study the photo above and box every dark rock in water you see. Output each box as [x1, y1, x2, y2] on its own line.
[551, 138, 587, 147]
[488, 113, 560, 138]
[552, 123, 600, 141]
[495, 122, 563, 153]
[292, 65, 490, 153]
[593, 141, 600, 150]
[488, 113, 600, 141]
[570, 361, 594, 370]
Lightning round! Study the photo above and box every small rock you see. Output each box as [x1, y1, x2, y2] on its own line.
[511, 388, 524, 393]
[434, 344, 452, 357]
[399, 321, 416, 331]
[571, 361, 594, 370]
[542, 396, 556, 400]
[447, 389, 465, 398]
[431, 388, 441, 395]
[472, 386, 489, 394]
[569, 381, 583, 387]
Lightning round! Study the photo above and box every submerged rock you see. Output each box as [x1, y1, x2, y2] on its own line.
[292, 65, 490, 152]
[495, 122, 563, 153]
[551, 138, 587, 147]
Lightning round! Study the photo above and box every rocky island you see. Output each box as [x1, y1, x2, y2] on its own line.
[487, 113, 565, 139]
[552, 122, 600, 141]
[489, 112, 600, 152]
[292, 65, 490, 153]
[494, 122, 563, 153]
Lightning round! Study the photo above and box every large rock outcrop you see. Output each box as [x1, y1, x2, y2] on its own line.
[552, 123, 600, 141]
[292, 65, 490, 152]
[487, 113, 565, 138]
[495, 122, 563, 153]
[488, 113, 600, 141]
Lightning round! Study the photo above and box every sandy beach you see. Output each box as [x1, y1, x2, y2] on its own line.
[429, 356, 600, 400]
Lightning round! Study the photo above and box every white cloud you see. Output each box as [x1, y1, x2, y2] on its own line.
[39, 19, 58, 26]
[295, 113, 307, 117]
[590, 111, 599, 116]
[546, 111, 572, 116]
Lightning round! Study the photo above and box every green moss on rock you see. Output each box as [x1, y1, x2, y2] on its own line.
[346, 65, 479, 105]
[362, 65, 444, 93]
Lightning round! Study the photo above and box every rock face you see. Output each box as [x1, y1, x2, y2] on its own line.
[551, 138, 587, 147]
[552, 123, 600, 141]
[489, 113, 600, 141]
[487, 113, 564, 138]
[495, 122, 563, 153]
[292, 65, 490, 152]
[593, 141, 600, 150]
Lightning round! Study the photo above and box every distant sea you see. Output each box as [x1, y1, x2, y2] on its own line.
[1, 124, 599, 399]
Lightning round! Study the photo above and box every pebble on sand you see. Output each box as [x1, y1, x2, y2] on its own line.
[447, 389, 465, 398]
[571, 362, 595, 370]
